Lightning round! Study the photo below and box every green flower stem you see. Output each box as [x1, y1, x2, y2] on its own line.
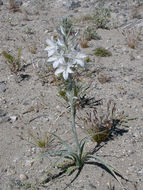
[69, 78, 80, 155]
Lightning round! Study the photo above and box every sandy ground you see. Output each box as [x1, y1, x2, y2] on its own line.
[0, 0, 143, 189]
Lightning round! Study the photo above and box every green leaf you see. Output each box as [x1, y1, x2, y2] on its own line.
[17, 47, 22, 60]
[65, 153, 80, 167]
[66, 166, 78, 175]
[54, 151, 71, 166]
[3, 51, 14, 63]
[66, 153, 78, 162]
[50, 133, 74, 152]
[31, 150, 67, 163]
[79, 140, 86, 158]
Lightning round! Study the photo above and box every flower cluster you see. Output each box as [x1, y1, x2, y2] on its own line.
[45, 26, 87, 80]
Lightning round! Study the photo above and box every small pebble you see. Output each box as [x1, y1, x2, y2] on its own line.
[10, 116, 18, 122]
[25, 160, 32, 167]
[0, 109, 6, 117]
[0, 0, 3, 6]
[19, 174, 28, 181]
[0, 116, 10, 124]
[136, 55, 141, 60]
[0, 84, 6, 92]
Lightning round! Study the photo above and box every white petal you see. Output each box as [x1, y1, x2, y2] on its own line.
[48, 57, 57, 62]
[46, 39, 54, 46]
[77, 53, 86, 59]
[75, 59, 84, 67]
[55, 67, 64, 75]
[57, 38, 65, 47]
[48, 49, 55, 57]
[63, 66, 74, 80]
[44, 46, 50, 51]
[66, 66, 74, 74]
[63, 70, 68, 80]
[59, 57, 65, 64]
[45, 45, 57, 55]
[60, 26, 65, 36]
[53, 60, 60, 68]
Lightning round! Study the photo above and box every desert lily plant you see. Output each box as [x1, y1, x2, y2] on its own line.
[40, 18, 126, 189]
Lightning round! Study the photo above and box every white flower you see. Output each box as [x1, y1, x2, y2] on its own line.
[55, 63, 74, 80]
[45, 37, 58, 57]
[48, 55, 65, 69]
[44, 27, 88, 80]
[68, 51, 86, 67]
[57, 38, 65, 47]
[74, 52, 86, 67]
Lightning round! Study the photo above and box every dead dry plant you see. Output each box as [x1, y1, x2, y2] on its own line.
[120, 27, 142, 49]
[8, 0, 22, 12]
[77, 100, 127, 144]
[18, 128, 55, 150]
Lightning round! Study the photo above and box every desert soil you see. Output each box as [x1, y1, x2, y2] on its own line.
[0, 0, 143, 190]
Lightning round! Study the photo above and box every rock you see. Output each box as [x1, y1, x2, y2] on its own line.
[0, 81, 6, 92]
[117, 14, 128, 26]
[14, 0, 23, 7]
[23, 100, 30, 106]
[0, 117, 10, 124]
[6, 166, 16, 176]
[0, 0, 3, 6]
[10, 115, 18, 122]
[25, 160, 32, 167]
[130, 54, 135, 61]
[68, 0, 81, 10]
[15, 74, 31, 83]
[19, 174, 28, 181]
[122, 47, 129, 54]
[13, 157, 21, 163]
[128, 93, 135, 100]
[136, 55, 141, 60]
[1, 85, 6, 92]
[131, 5, 143, 19]
[0, 109, 6, 117]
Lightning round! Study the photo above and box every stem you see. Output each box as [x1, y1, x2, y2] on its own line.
[69, 78, 80, 155]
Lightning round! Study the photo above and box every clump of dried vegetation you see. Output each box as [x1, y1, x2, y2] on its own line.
[83, 26, 101, 41]
[18, 128, 54, 150]
[120, 27, 142, 49]
[8, 0, 22, 12]
[97, 73, 111, 84]
[79, 26, 101, 48]
[78, 100, 128, 145]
